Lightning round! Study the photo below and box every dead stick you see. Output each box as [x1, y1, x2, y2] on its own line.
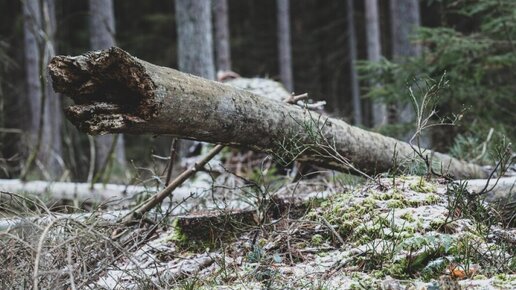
[164, 138, 178, 186]
[119, 144, 224, 225]
[320, 215, 345, 246]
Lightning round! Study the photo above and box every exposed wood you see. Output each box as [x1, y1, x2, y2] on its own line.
[89, 0, 127, 171]
[48, 47, 489, 179]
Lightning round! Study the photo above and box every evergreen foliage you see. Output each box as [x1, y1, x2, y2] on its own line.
[360, 0, 515, 152]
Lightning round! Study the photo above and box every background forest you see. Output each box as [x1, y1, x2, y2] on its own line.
[0, 0, 514, 182]
[0, 1, 515, 289]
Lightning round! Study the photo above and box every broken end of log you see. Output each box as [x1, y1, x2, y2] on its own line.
[48, 47, 160, 134]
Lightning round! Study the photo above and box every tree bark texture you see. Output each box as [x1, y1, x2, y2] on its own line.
[89, 0, 126, 170]
[175, 0, 215, 80]
[48, 48, 488, 179]
[346, 0, 362, 126]
[390, 0, 420, 127]
[365, 0, 387, 127]
[390, 0, 421, 59]
[213, 0, 232, 72]
[23, 0, 63, 178]
[277, 0, 294, 92]
[175, 0, 216, 175]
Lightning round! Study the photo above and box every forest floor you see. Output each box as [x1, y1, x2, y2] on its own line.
[1, 167, 515, 289]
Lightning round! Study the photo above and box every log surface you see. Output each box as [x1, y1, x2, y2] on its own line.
[48, 47, 488, 179]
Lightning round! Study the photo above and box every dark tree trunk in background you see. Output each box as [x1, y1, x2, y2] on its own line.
[213, 0, 231, 72]
[346, 0, 362, 126]
[175, 0, 215, 80]
[390, 0, 425, 142]
[22, 0, 63, 179]
[365, 0, 387, 127]
[89, 0, 126, 173]
[174, 0, 215, 174]
[276, 0, 293, 92]
[390, 0, 421, 59]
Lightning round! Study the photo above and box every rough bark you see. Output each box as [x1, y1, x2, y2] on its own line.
[44, 0, 63, 174]
[175, 0, 215, 80]
[365, 0, 387, 127]
[48, 48, 488, 179]
[390, 0, 421, 59]
[213, 0, 232, 71]
[22, 0, 63, 178]
[346, 0, 362, 126]
[390, 0, 423, 143]
[89, 0, 126, 171]
[277, 0, 294, 92]
[175, 0, 216, 175]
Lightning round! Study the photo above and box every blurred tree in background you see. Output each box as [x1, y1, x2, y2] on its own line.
[0, 0, 514, 180]
[360, 0, 515, 156]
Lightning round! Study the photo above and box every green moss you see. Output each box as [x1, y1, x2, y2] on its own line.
[166, 219, 188, 244]
[362, 197, 379, 209]
[387, 199, 406, 208]
[425, 194, 440, 204]
[400, 211, 415, 222]
[311, 234, 324, 246]
[410, 177, 437, 193]
[386, 262, 408, 278]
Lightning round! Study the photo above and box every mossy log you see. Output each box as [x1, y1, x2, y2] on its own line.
[48, 47, 488, 179]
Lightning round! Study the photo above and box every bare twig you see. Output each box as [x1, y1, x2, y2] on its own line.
[119, 144, 224, 226]
[472, 128, 494, 162]
[285, 93, 308, 104]
[320, 215, 345, 246]
[164, 138, 178, 186]
[86, 135, 95, 183]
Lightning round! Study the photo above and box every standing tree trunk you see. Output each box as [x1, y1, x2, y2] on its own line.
[390, 0, 425, 143]
[89, 0, 126, 175]
[174, 0, 216, 175]
[390, 0, 421, 59]
[365, 0, 387, 127]
[276, 0, 294, 92]
[22, 0, 63, 179]
[213, 0, 231, 72]
[175, 0, 215, 80]
[346, 0, 362, 126]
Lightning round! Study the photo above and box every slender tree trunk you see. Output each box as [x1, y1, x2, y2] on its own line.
[22, 0, 63, 179]
[346, 0, 362, 126]
[89, 0, 126, 173]
[276, 0, 294, 92]
[365, 0, 387, 127]
[175, 0, 215, 80]
[213, 0, 231, 72]
[390, 0, 421, 59]
[174, 0, 216, 176]
[390, 0, 426, 144]
[48, 48, 489, 179]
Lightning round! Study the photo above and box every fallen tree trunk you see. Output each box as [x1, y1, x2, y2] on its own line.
[458, 176, 516, 202]
[0, 179, 194, 205]
[48, 47, 488, 179]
